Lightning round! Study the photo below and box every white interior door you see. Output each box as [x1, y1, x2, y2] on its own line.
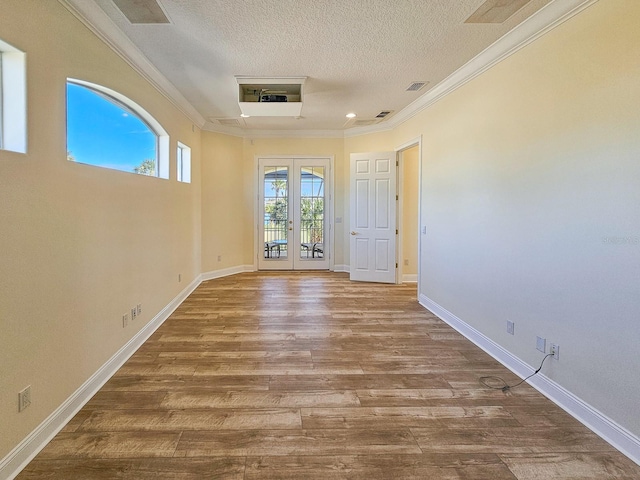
[258, 157, 330, 270]
[349, 152, 397, 283]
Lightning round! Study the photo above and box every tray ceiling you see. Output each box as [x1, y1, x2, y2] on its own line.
[64, 0, 566, 134]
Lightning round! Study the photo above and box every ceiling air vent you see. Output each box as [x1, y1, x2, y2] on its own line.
[375, 111, 392, 119]
[353, 120, 377, 126]
[112, 0, 170, 24]
[216, 118, 241, 127]
[406, 82, 427, 92]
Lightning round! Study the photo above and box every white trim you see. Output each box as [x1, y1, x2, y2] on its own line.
[202, 122, 246, 138]
[418, 293, 640, 466]
[58, 0, 206, 128]
[345, 0, 599, 138]
[395, 137, 422, 153]
[241, 129, 345, 139]
[332, 264, 349, 273]
[0, 40, 27, 153]
[0, 276, 201, 480]
[59, 0, 596, 139]
[202, 122, 346, 139]
[254, 155, 335, 272]
[396, 151, 403, 285]
[395, 137, 422, 290]
[200, 265, 255, 282]
[176, 141, 192, 183]
[402, 274, 417, 283]
[416, 139, 423, 297]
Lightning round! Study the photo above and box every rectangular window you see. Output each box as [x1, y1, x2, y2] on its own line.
[177, 142, 191, 183]
[0, 38, 27, 153]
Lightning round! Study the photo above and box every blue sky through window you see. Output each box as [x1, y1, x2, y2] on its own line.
[66, 82, 157, 173]
[264, 167, 324, 197]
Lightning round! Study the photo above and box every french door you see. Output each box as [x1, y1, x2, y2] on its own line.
[258, 157, 330, 270]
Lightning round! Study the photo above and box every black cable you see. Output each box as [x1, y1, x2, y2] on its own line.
[480, 353, 553, 392]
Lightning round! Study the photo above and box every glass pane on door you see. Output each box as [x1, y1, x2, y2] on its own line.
[263, 166, 289, 259]
[299, 166, 325, 260]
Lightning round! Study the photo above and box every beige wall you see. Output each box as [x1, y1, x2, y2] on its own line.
[339, 0, 640, 440]
[0, 1, 201, 458]
[201, 132, 244, 272]
[394, 0, 640, 436]
[401, 146, 419, 278]
[3, 0, 639, 467]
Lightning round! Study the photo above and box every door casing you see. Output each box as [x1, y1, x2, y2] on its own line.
[255, 155, 334, 271]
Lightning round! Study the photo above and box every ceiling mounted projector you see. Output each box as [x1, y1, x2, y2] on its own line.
[235, 76, 306, 117]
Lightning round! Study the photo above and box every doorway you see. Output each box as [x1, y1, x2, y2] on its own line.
[257, 157, 331, 270]
[397, 144, 420, 285]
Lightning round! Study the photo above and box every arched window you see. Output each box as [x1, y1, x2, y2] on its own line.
[66, 79, 169, 178]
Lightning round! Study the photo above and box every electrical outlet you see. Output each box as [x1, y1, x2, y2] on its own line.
[536, 336, 546, 353]
[550, 343, 560, 360]
[217, 255, 222, 262]
[137, 303, 142, 316]
[404, 259, 409, 266]
[506, 321, 515, 335]
[131, 307, 137, 320]
[122, 313, 129, 328]
[18, 386, 31, 412]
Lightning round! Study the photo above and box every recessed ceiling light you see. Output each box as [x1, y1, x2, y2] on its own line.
[346, 113, 356, 118]
[240, 114, 250, 118]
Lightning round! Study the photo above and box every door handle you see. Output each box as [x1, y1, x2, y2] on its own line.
[350, 231, 358, 235]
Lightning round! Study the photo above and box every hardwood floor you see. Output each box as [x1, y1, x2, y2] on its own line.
[17, 272, 639, 479]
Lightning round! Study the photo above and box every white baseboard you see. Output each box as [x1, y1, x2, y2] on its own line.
[419, 293, 640, 466]
[200, 264, 255, 282]
[0, 276, 201, 480]
[402, 274, 417, 283]
[332, 264, 349, 273]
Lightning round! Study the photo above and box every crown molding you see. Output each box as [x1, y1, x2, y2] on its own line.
[202, 122, 345, 139]
[241, 129, 346, 139]
[58, 0, 206, 128]
[59, 0, 598, 139]
[201, 122, 246, 138]
[356, 0, 599, 136]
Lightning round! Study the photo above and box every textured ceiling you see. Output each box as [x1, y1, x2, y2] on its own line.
[85, 0, 553, 133]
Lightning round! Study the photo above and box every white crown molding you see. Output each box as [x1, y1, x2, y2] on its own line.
[0, 275, 202, 480]
[201, 122, 345, 139]
[243, 129, 346, 139]
[419, 293, 640, 466]
[346, 0, 599, 138]
[58, 0, 206, 128]
[59, 0, 597, 139]
[201, 122, 246, 138]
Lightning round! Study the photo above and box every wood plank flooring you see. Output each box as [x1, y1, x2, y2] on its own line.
[17, 272, 640, 479]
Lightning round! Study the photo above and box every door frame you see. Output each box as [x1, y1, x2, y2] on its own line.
[254, 155, 335, 271]
[395, 136, 423, 290]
